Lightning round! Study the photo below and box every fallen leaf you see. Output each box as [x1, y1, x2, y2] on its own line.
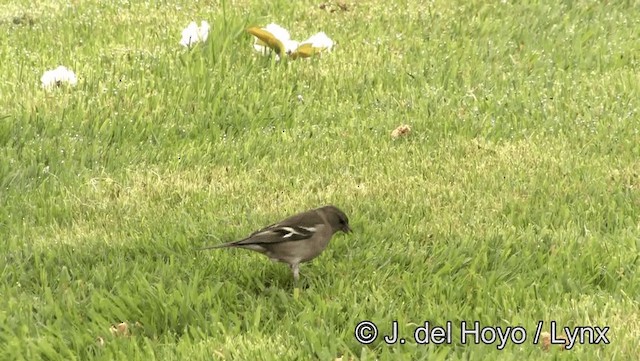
[318, 1, 349, 12]
[391, 124, 411, 139]
[110, 322, 130, 337]
[540, 331, 568, 351]
[117, 322, 129, 335]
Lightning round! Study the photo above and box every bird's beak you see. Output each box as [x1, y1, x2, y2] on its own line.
[343, 225, 352, 233]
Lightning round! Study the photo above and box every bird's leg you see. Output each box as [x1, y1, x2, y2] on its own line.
[290, 263, 300, 299]
[290, 263, 300, 283]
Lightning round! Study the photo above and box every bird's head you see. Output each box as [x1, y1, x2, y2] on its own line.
[324, 205, 352, 234]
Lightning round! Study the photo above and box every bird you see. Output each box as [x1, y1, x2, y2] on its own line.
[198, 205, 352, 283]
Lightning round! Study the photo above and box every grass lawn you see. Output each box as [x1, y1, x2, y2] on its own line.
[1, 0, 639, 359]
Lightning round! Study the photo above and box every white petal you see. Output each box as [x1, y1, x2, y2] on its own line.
[180, 21, 199, 47]
[253, 44, 266, 53]
[253, 38, 271, 55]
[41, 72, 53, 87]
[59, 66, 77, 85]
[198, 21, 210, 42]
[301, 31, 334, 51]
[263, 23, 291, 43]
[283, 39, 299, 54]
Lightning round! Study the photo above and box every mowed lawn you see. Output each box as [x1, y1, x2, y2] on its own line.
[1, 0, 639, 360]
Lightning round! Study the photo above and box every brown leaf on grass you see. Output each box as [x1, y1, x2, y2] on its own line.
[540, 332, 568, 351]
[318, 2, 349, 12]
[540, 332, 550, 350]
[391, 124, 412, 139]
[12, 13, 36, 26]
[96, 336, 105, 347]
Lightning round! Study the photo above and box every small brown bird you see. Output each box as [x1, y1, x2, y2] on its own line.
[198, 205, 352, 283]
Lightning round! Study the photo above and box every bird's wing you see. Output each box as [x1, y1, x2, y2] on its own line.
[197, 208, 327, 250]
[231, 208, 325, 245]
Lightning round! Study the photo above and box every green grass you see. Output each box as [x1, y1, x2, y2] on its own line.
[1, 0, 639, 359]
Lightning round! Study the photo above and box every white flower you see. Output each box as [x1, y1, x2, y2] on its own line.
[180, 20, 210, 47]
[41, 66, 77, 88]
[300, 32, 334, 52]
[249, 24, 335, 60]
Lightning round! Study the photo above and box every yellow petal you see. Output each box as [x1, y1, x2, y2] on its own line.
[290, 43, 316, 60]
[247, 27, 285, 55]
